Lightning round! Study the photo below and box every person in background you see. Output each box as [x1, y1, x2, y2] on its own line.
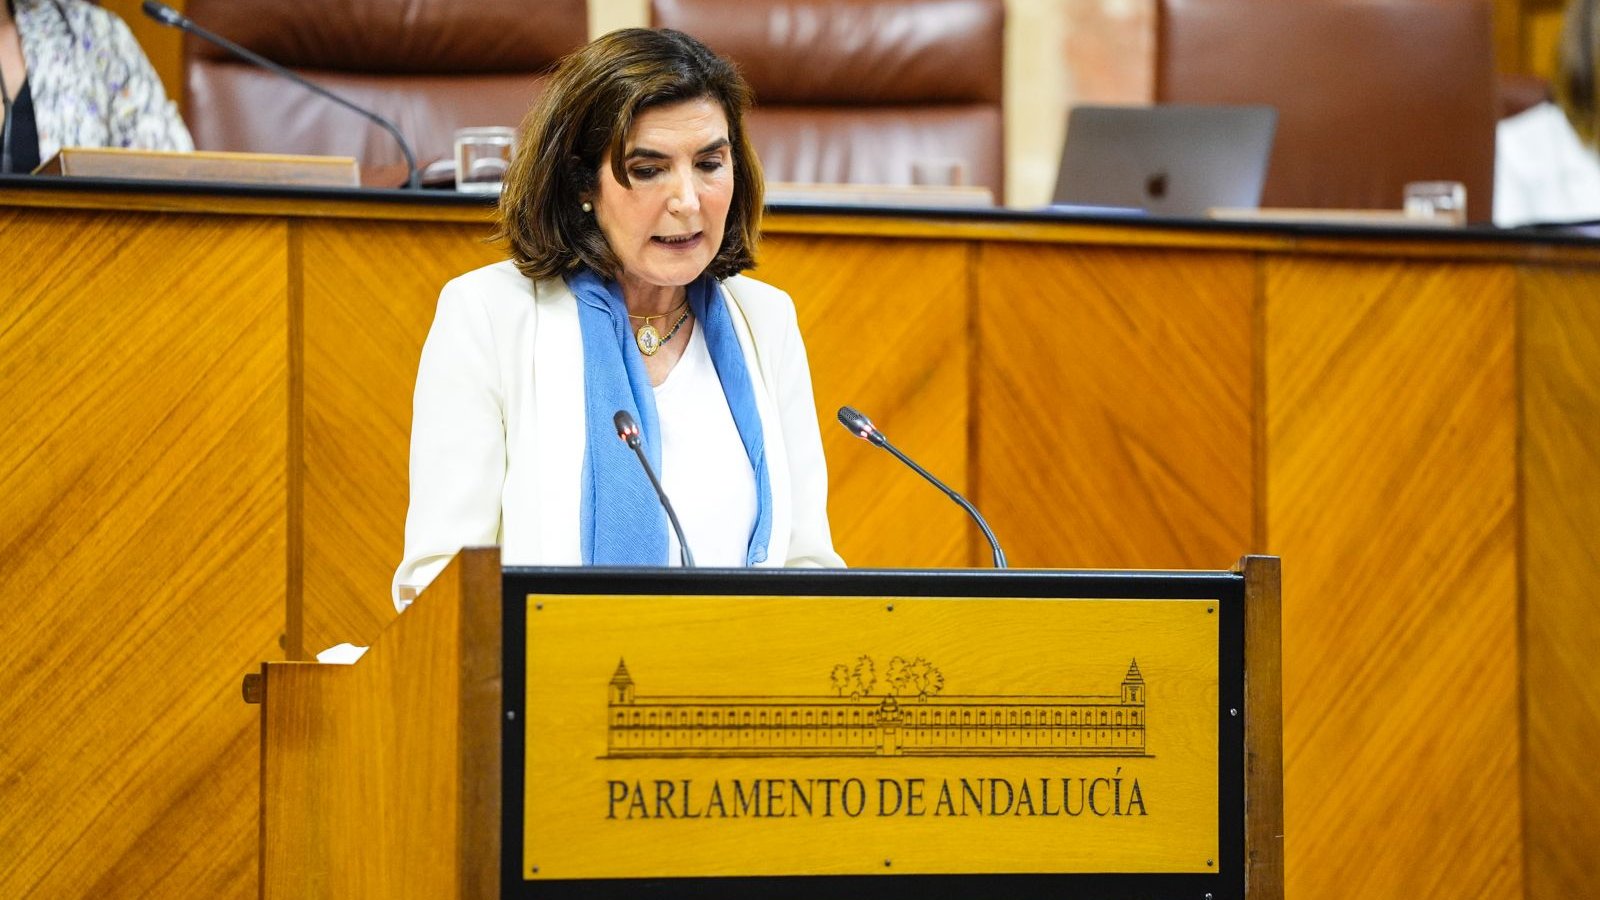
[1558, 0, 1598, 145]
[0, 0, 193, 175]
[1494, 0, 1600, 226]
[393, 28, 845, 609]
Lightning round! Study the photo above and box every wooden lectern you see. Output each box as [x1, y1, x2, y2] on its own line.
[249, 550, 1282, 899]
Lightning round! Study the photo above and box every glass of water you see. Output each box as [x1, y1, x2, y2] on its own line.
[1403, 180, 1467, 226]
[454, 126, 516, 194]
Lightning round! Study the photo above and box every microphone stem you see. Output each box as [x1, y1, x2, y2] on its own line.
[880, 438, 1007, 568]
[1, 64, 13, 175]
[630, 444, 695, 568]
[174, 17, 420, 189]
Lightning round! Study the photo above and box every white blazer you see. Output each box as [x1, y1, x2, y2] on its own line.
[394, 261, 845, 609]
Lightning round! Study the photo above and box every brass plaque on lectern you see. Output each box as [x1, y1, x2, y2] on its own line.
[521, 595, 1219, 880]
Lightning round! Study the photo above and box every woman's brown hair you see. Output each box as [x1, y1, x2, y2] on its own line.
[495, 28, 763, 281]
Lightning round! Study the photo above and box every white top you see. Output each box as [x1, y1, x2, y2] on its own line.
[393, 263, 845, 610]
[1494, 102, 1600, 227]
[654, 322, 758, 567]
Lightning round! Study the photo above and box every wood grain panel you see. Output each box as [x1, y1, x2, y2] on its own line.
[0, 182, 499, 223]
[7, 185, 1600, 265]
[1265, 257, 1521, 900]
[757, 235, 972, 568]
[4, 184, 1596, 898]
[1239, 556, 1285, 900]
[0, 208, 286, 899]
[300, 220, 506, 655]
[262, 549, 502, 899]
[1519, 264, 1600, 900]
[975, 243, 1255, 568]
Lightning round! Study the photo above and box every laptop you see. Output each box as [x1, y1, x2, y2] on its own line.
[1052, 105, 1277, 218]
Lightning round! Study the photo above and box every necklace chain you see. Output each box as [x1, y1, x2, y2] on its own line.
[626, 297, 689, 322]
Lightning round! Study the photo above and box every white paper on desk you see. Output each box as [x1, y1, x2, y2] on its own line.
[315, 642, 368, 664]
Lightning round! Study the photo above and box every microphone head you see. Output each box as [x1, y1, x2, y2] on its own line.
[612, 409, 642, 449]
[141, 1, 184, 26]
[837, 406, 884, 444]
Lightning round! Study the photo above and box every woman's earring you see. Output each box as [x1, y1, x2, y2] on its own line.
[581, 201, 593, 213]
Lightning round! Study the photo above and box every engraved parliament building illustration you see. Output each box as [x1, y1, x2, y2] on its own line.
[605, 657, 1148, 758]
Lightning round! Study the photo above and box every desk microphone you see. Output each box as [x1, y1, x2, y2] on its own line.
[0, 77, 12, 175]
[141, 0, 421, 189]
[0, 61, 13, 173]
[612, 410, 695, 568]
[837, 405, 1007, 568]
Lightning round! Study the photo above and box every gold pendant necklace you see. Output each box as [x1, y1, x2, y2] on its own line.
[629, 298, 690, 357]
[637, 306, 691, 356]
[636, 322, 664, 356]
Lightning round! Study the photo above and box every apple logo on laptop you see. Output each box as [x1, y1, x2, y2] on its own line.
[1145, 172, 1169, 201]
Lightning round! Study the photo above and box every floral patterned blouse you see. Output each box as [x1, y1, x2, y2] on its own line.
[13, 0, 193, 165]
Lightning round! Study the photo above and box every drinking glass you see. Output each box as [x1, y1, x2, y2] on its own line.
[454, 126, 516, 194]
[910, 158, 969, 188]
[1403, 180, 1467, 226]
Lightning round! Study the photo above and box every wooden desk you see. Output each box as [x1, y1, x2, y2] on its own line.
[3, 178, 1595, 899]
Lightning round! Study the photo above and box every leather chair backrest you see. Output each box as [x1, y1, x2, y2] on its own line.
[183, 0, 587, 175]
[1499, 73, 1552, 120]
[1156, 0, 1497, 220]
[653, 0, 1006, 201]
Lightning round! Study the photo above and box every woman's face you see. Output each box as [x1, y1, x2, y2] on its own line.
[592, 97, 735, 299]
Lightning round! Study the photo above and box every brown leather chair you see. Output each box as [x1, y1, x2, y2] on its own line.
[1156, 0, 1498, 220]
[182, 0, 587, 182]
[653, 0, 1006, 202]
[1499, 73, 1552, 120]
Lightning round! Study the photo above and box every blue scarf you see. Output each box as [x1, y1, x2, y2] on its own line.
[569, 268, 772, 566]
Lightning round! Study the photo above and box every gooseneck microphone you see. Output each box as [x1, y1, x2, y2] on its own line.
[1, 65, 13, 174]
[141, 0, 421, 189]
[612, 410, 695, 568]
[837, 405, 1008, 568]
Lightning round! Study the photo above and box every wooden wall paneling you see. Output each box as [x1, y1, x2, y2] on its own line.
[974, 243, 1255, 569]
[298, 218, 507, 655]
[1519, 264, 1600, 900]
[262, 550, 503, 899]
[1492, 0, 1523, 73]
[0, 209, 287, 899]
[1265, 257, 1521, 900]
[756, 234, 972, 567]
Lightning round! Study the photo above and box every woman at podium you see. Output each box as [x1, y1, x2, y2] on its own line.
[393, 28, 844, 609]
[0, 0, 193, 175]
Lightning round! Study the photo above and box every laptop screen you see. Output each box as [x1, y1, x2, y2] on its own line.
[1053, 104, 1277, 217]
